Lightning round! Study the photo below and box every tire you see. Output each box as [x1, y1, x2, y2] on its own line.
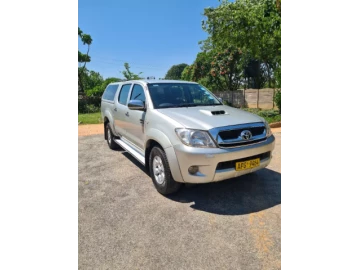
[106, 123, 119, 150]
[149, 146, 182, 195]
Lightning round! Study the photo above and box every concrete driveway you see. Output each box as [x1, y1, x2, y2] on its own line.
[79, 131, 281, 270]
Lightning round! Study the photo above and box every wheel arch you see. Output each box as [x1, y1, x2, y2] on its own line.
[145, 139, 164, 172]
[104, 117, 110, 140]
[145, 129, 184, 183]
[103, 108, 115, 140]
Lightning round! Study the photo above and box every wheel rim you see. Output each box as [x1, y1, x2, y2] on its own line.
[153, 156, 165, 185]
[107, 128, 112, 144]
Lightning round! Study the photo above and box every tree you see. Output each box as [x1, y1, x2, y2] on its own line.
[165, 63, 188, 80]
[274, 90, 281, 114]
[86, 77, 121, 97]
[244, 58, 268, 89]
[79, 68, 104, 93]
[121, 62, 143, 80]
[78, 27, 93, 93]
[202, 0, 281, 87]
[181, 52, 216, 90]
[209, 47, 246, 91]
[181, 48, 247, 91]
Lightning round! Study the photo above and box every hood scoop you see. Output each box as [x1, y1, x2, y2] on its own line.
[211, 110, 226, 115]
[199, 109, 228, 116]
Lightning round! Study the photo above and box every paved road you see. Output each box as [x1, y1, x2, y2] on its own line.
[79, 132, 281, 270]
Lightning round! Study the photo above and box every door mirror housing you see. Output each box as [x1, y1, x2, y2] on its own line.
[128, 100, 145, 110]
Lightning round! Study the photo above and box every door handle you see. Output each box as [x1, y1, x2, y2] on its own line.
[125, 112, 129, 117]
[114, 108, 117, 111]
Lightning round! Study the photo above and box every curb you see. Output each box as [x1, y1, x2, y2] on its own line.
[269, 122, 281, 128]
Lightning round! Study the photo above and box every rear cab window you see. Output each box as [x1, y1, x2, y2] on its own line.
[102, 84, 119, 101]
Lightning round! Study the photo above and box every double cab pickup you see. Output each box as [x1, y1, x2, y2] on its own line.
[101, 80, 275, 194]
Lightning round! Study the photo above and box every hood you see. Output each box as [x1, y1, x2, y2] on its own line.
[156, 105, 264, 130]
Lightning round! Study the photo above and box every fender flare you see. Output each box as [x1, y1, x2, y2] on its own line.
[103, 109, 115, 139]
[145, 128, 172, 149]
[145, 129, 184, 183]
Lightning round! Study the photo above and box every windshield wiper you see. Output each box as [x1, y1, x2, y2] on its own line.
[157, 103, 220, 109]
[176, 103, 201, 107]
[195, 103, 222, 106]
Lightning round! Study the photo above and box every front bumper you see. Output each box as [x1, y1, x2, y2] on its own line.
[172, 135, 275, 183]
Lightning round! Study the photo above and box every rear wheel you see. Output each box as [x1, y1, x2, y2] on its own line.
[149, 146, 181, 195]
[106, 123, 119, 150]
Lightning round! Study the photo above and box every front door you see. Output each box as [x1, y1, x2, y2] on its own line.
[124, 84, 146, 150]
[113, 83, 132, 136]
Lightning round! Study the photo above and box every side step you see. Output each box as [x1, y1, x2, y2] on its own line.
[114, 138, 145, 165]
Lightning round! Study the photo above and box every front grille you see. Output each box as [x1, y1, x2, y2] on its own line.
[216, 152, 271, 171]
[208, 122, 267, 149]
[218, 138, 266, 148]
[219, 126, 265, 140]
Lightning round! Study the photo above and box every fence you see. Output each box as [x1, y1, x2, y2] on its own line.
[213, 88, 279, 109]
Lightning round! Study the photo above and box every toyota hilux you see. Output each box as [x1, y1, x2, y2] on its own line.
[101, 80, 275, 194]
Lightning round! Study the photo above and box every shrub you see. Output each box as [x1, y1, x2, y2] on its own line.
[78, 96, 101, 113]
[78, 100, 87, 114]
[85, 104, 99, 113]
[258, 109, 279, 117]
[274, 90, 281, 114]
[243, 108, 262, 114]
[242, 108, 281, 124]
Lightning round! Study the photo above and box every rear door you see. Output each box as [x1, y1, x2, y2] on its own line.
[113, 83, 132, 136]
[124, 84, 147, 149]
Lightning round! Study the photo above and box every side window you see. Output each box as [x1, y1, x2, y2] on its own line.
[102, 84, 119, 101]
[130, 84, 146, 103]
[118, 84, 132, 105]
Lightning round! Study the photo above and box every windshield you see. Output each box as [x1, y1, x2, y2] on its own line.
[147, 83, 222, 109]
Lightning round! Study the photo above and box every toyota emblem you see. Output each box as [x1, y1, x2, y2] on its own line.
[240, 130, 252, 140]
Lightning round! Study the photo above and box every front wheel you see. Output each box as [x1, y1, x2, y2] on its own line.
[149, 146, 181, 195]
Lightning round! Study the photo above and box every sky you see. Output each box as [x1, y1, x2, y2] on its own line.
[78, 0, 221, 80]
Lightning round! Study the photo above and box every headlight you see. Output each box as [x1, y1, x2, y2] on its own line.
[264, 121, 272, 137]
[175, 128, 216, 148]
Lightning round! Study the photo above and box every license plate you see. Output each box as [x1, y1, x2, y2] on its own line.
[235, 158, 260, 171]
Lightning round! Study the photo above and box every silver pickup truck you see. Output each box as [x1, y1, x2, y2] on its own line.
[101, 80, 275, 195]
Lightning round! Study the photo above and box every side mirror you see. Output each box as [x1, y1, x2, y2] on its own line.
[128, 100, 145, 110]
[218, 97, 223, 103]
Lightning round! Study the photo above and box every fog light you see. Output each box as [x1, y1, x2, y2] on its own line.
[188, 166, 199, 175]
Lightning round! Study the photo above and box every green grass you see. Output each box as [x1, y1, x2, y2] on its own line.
[78, 112, 103, 125]
[242, 108, 281, 124]
[261, 114, 281, 124]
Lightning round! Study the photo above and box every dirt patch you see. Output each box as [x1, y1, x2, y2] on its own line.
[78, 124, 103, 137]
[78, 123, 281, 137]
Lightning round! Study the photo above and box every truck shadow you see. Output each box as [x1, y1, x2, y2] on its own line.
[167, 168, 281, 215]
[118, 148, 281, 216]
